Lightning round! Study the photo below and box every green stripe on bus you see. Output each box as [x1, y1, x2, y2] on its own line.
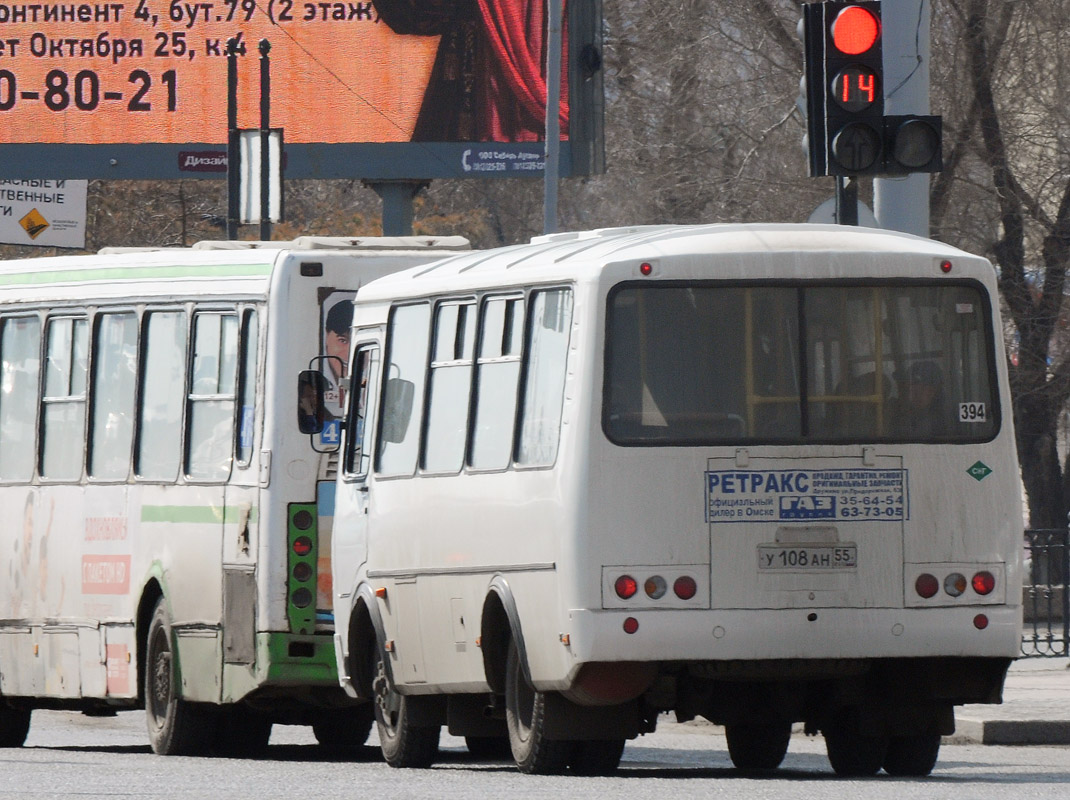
[141, 505, 260, 524]
[0, 262, 273, 286]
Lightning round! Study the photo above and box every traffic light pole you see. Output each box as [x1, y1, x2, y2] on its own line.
[873, 0, 931, 236]
[836, 176, 859, 225]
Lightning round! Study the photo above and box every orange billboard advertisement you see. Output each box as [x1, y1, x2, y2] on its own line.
[0, 0, 603, 179]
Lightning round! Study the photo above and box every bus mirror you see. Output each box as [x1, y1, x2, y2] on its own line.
[297, 369, 329, 435]
[381, 377, 415, 443]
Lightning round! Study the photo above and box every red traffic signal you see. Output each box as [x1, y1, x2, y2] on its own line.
[831, 6, 881, 55]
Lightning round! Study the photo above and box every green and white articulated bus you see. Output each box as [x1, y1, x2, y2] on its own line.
[0, 235, 468, 755]
[327, 224, 1022, 777]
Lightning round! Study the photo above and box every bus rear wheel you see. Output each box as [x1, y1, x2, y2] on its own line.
[371, 652, 439, 768]
[569, 738, 626, 775]
[313, 705, 375, 751]
[823, 712, 888, 777]
[145, 598, 212, 756]
[0, 701, 30, 747]
[725, 721, 792, 770]
[882, 733, 941, 776]
[504, 641, 572, 775]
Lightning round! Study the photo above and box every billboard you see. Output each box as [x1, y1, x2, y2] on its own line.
[0, 0, 603, 179]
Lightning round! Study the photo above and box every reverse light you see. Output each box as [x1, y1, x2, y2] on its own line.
[615, 575, 638, 600]
[915, 573, 939, 599]
[673, 575, 697, 600]
[972, 571, 996, 595]
[292, 535, 313, 557]
[644, 575, 667, 600]
[944, 572, 966, 597]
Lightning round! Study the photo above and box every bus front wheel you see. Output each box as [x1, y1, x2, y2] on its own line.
[145, 598, 212, 755]
[504, 641, 572, 775]
[371, 651, 439, 768]
[0, 700, 29, 747]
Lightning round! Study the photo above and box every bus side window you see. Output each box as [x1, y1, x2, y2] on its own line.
[236, 310, 258, 465]
[343, 344, 381, 479]
[423, 300, 476, 473]
[516, 288, 573, 467]
[377, 303, 430, 477]
[186, 312, 239, 481]
[136, 311, 187, 481]
[470, 296, 524, 470]
[41, 316, 88, 481]
[0, 316, 41, 481]
[88, 312, 138, 481]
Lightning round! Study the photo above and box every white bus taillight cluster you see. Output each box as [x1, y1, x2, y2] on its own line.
[906, 564, 1004, 616]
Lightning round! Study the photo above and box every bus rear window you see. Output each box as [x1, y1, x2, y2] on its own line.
[604, 282, 998, 445]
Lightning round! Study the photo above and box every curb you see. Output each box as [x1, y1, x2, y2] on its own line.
[948, 717, 1070, 745]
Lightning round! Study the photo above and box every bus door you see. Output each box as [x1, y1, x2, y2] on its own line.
[332, 337, 382, 645]
[706, 453, 906, 610]
[222, 309, 259, 668]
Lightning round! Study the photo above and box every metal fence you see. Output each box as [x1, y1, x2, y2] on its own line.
[1022, 528, 1070, 657]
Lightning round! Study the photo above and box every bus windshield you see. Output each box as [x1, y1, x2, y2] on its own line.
[604, 281, 998, 445]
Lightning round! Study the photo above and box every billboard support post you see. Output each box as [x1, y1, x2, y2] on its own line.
[366, 181, 428, 236]
[226, 38, 240, 241]
[259, 39, 273, 241]
[543, 0, 563, 235]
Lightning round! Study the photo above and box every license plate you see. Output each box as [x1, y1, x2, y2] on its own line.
[757, 544, 857, 571]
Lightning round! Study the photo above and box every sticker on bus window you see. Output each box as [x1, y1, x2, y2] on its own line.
[959, 402, 986, 423]
[955, 303, 974, 314]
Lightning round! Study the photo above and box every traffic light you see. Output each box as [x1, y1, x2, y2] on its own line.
[804, 1, 884, 177]
[803, 1, 942, 177]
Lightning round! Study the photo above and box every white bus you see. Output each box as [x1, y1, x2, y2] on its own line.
[0, 235, 469, 755]
[328, 224, 1022, 777]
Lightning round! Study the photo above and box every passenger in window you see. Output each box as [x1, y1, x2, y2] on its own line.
[897, 361, 951, 437]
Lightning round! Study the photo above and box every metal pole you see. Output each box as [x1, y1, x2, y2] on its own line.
[226, 38, 239, 240]
[259, 39, 272, 241]
[873, 0, 931, 236]
[835, 176, 859, 226]
[543, 0, 563, 235]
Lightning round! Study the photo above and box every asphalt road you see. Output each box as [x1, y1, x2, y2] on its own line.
[5, 709, 1070, 799]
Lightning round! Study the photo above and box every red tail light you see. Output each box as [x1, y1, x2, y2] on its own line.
[972, 571, 995, 595]
[614, 575, 638, 599]
[673, 576, 697, 600]
[915, 573, 939, 599]
[292, 535, 313, 556]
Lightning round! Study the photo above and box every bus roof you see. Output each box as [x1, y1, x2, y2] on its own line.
[353, 224, 988, 303]
[0, 236, 472, 304]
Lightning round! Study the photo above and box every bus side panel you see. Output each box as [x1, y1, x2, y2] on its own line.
[134, 483, 225, 704]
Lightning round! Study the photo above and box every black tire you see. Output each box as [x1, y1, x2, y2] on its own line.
[144, 598, 213, 756]
[824, 713, 888, 777]
[371, 652, 439, 768]
[464, 735, 513, 760]
[0, 701, 30, 748]
[504, 640, 572, 775]
[570, 738, 626, 776]
[726, 721, 792, 770]
[882, 733, 941, 777]
[214, 706, 273, 758]
[313, 705, 375, 751]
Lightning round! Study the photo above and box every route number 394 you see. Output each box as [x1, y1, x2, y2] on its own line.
[959, 402, 986, 422]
